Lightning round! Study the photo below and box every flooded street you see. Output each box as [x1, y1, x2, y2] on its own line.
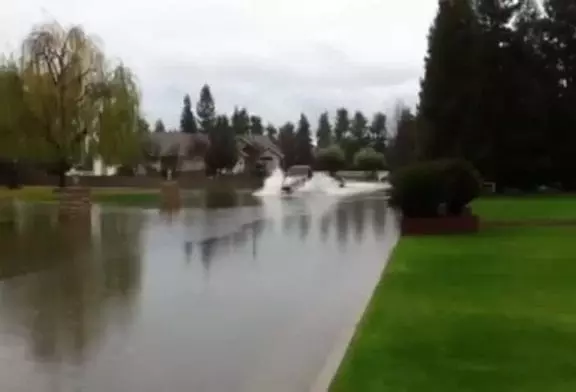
[0, 192, 397, 392]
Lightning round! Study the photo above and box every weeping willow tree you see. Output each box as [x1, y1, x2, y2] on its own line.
[90, 64, 144, 170]
[0, 21, 143, 187]
[0, 58, 32, 161]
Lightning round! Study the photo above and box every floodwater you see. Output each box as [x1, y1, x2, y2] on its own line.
[0, 188, 397, 392]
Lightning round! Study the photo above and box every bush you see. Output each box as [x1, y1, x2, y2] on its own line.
[354, 148, 386, 174]
[315, 145, 345, 174]
[390, 161, 445, 218]
[116, 165, 135, 176]
[442, 159, 482, 215]
[390, 159, 481, 218]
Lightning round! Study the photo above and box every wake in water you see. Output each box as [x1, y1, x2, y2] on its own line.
[253, 168, 285, 196]
[253, 168, 388, 197]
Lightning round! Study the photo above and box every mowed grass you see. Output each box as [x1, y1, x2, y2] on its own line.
[472, 195, 576, 221]
[331, 226, 576, 392]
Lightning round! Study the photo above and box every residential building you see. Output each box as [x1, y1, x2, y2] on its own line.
[77, 131, 284, 177]
[145, 132, 210, 174]
[235, 135, 284, 174]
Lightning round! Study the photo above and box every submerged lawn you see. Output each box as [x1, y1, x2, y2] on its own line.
[0, 186, 161, 207]
[331, 226, 576, 392]
[472, 195, 576, 221]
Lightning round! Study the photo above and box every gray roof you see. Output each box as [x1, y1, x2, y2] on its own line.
[146, 132, 282, 159]
[238, 135, 283, 158]
[147, 132, 210, 157]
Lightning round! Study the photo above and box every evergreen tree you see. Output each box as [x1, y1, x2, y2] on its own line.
[295, 114, 313, 165]
[219, 115, 238, 171]
[413, 0, 576, 190]
[418, 0, 480, 159]
[369, 112, 387, 154]
[250, 115, 264, 135]
[278, 122, 296, 170]
[345, 111, 369, 164]
[196, 84, 216, 134]
[231, 107, 250, 136]
[472, 0, 547, 188]
[388, 106, 418, 170]
[265, 124, 278, 140]
[205, 114, 237, 174]
[334, 108, 349, 143]
[316, 112, 332, 149]
[350, 111, 368, 145]
[541, 0, 576, 189]
[154, 119, 166, 133]
[180, 94, 198, 134]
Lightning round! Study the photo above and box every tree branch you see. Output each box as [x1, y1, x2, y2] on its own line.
[39, 48, 59, 87]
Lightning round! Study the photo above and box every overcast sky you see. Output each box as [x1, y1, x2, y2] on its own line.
[1, 0, 438, 129]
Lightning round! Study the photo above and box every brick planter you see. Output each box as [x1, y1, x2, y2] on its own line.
[0, 197, 13, 224]
[160, 181, 181, 210]
[57, 186, 91, 220]
[401, 214, 479, 236]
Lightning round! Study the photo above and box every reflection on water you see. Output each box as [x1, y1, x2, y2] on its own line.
[370, 196, 389, 236]
[0, 205, 145, 371]
[336, 206, 350, 249]
[298, 214, 311, 241]
[0, 191, 396, 392]
[319, 212, 331, 244]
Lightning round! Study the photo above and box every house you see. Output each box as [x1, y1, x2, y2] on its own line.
[234, 135, 284, 174]
[145, 132, 210, 174]
[71, 131, 283, 177]
[66, 133, 121, 177]
[145, 132, 283, 176]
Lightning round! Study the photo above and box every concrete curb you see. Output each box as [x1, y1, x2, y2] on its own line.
[309, 212, 400, 392]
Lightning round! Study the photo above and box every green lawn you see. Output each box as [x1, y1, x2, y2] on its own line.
[331, 226, 576, 392]
[472, 195, 576, 221]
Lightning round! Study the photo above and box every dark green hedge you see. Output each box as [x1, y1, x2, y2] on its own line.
[390, 159, 481, 218]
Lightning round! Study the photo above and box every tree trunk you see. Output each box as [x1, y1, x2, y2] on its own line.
[56, 160, 69, 188]
[7, 161, 20, 189]
[58, 170, 67, 188]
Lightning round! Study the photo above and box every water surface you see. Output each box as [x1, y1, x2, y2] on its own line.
[0, 191, 396, 392]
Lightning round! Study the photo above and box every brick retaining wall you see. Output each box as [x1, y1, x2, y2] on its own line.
[21, 174, 263, 190]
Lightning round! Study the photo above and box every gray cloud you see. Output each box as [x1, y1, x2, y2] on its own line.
[2, 0, 437, 128]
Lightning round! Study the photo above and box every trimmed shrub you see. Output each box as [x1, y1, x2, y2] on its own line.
[390, 158, 481, 218]
[116, 165, 136, 176]
[390, 161, 445, 218]
[442, 159, 482, 215]
[315, 145, 346, 174]
[354, 147, 386, 174]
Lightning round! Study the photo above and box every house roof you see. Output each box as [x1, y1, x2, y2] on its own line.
[237, 135, 283, 158]
[147, 132, 210, 157]
[146, 132, 282, 159]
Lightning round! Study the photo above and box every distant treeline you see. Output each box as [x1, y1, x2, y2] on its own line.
[155, 84, 403, 171]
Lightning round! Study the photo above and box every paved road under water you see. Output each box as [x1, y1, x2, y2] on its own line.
[0, 191, 397, 392]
